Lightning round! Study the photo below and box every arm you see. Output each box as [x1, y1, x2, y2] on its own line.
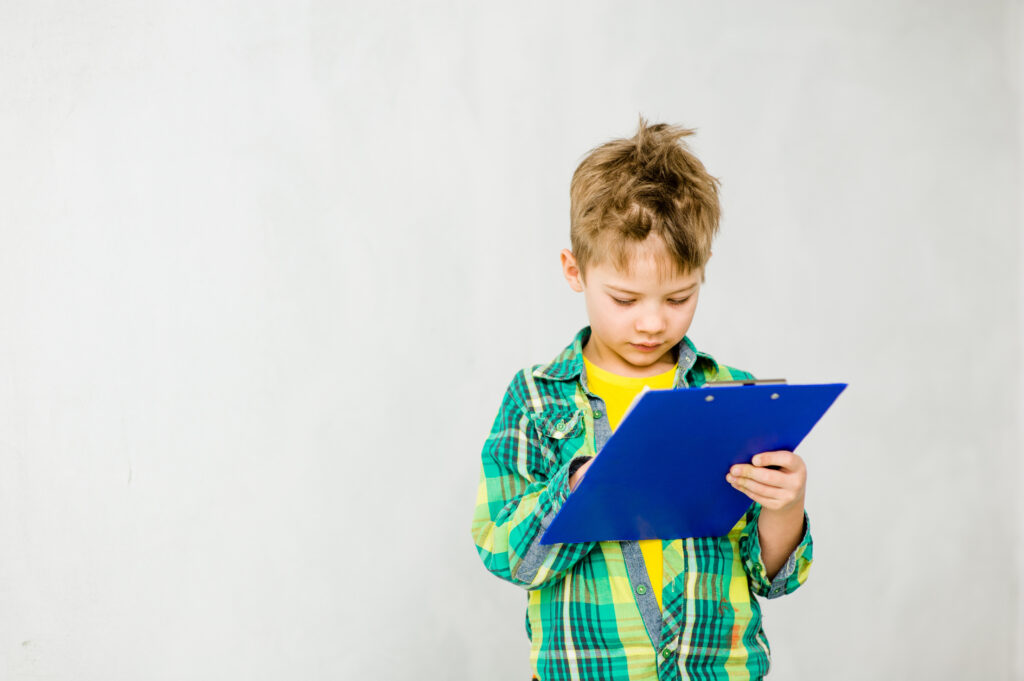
[729, 451, 814, 598]
[470, 382, 597, 590]
[758, 497, 807, 579]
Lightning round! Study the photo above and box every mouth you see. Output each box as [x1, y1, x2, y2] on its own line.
[630, 342, 662, 352]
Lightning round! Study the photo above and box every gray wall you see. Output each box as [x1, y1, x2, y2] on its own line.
[1, 1, 1021, 679]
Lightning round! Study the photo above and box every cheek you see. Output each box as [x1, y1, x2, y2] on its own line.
[596, 303, 633, 333]
[672, 301, 698, 326]
[593, 297, 621, 317]
[586, 297, 619, 327]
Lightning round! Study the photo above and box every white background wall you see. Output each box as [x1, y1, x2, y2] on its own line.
[1, 1, 1021, 679]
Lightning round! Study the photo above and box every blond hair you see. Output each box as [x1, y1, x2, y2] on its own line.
[569, 117, 721, 282]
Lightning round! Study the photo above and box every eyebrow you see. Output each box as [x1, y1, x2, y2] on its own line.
[606, 284, 698, 296]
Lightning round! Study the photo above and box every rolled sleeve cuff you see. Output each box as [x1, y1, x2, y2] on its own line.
[545, 455, 592, 509]
[512, 455, 599, 584]
[742, 506, 813, 599]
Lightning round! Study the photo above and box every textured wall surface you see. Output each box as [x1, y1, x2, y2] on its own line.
[1, 1, 1020, 679]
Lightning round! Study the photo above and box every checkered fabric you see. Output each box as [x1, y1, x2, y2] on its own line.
[471, 326, 812, 680]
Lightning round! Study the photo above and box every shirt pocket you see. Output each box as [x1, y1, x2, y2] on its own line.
[526, 408, 586, 465]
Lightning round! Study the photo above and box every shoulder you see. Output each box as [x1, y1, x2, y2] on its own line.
[500, 364, 578, 414]
[497, 367, 536, 413]
[493, 328, 587, 415]
[691, 349, 755, 383]
[490, 367, 586, 446]
[716, 362, 755, 381]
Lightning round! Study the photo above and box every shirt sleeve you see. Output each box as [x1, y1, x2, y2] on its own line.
[470, 379, 597, 590]
[737, 502, 813, 599]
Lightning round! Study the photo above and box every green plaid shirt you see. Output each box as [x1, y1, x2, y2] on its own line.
[471, 326, 813, 680]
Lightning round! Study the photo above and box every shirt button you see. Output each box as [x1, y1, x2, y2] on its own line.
[593, 410, 603, 419]
[635, 584, 648, 595]
[662, 649, 672, 659]
[556, 420, 566, 431]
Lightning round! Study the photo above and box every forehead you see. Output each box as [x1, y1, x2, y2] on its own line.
[590, 244, 700, 289]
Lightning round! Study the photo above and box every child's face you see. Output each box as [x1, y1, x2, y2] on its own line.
[561, 240, 704, 377]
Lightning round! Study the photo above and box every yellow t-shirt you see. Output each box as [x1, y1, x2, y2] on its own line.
[582, 353, 676, 611]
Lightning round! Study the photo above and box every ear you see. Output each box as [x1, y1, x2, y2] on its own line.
[561, 249, 584, 292]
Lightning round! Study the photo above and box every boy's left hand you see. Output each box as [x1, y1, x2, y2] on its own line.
[725, 451, 806, 513]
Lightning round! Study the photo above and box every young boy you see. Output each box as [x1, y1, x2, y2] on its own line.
[471, 119, 812, 681]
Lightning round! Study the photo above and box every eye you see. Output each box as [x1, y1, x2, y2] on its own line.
[668, 297, 691, 305]
[611, 297, 634, 306]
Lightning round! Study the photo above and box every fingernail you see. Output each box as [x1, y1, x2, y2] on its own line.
[753, 456, 761, 466]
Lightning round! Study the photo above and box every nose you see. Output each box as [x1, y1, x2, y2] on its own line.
[635, 307, 666, 336]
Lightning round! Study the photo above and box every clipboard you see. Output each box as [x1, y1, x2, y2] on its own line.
[539, 382, 847, 544]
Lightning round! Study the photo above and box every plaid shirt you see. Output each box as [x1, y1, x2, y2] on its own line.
[471, 326, 813, 680]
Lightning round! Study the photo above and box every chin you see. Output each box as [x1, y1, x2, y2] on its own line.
[626, 347, 660, 360]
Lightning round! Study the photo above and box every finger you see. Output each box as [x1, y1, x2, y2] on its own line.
[729, 483, 774, 507]
[729, 464, 787, 488]
[752, 451, 802, 472]
[728, 475, 784, 501]
[729, 478, 798, 511]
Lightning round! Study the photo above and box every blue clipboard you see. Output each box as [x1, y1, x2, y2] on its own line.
[539, 382, 847, 544]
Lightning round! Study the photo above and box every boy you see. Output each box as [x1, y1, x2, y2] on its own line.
[471, 119, 812, 681]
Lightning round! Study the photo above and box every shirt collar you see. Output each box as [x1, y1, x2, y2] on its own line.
[531, 325, 718, 388]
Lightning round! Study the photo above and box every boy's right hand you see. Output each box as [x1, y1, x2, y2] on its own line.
[569, 459, 594, 491]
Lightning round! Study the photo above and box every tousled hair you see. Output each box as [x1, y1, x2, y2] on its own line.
[570, 116, 721, 283]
